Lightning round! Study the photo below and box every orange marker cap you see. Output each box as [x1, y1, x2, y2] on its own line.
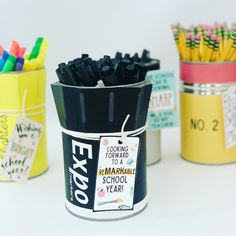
[9, 40, 20, 57]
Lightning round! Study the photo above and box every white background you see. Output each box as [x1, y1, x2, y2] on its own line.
[1, 0, 236, 235]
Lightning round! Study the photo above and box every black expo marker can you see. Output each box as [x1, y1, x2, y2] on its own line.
[51, 81, 152, 220]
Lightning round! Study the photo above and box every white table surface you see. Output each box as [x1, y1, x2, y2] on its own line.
[1, 121, 236, 236]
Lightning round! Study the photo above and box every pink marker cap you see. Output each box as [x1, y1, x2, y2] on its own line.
[18, 47, 26, 57]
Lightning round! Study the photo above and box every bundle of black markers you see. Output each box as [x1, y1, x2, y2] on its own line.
[51, 50, 159, 220]
[55, 50, 159, 87]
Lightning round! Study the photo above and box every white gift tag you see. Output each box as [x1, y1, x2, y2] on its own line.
[222, 86, 236, 149]
[0, 116, 43, 181]
[94, 136, 139, 211]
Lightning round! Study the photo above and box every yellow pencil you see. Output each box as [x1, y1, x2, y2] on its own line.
[193, 33, 201, 62]
[204, 34, 216, 62]
[225, 30, 236, 60]
[185, 33, 192, 61]
[221, 31, 234, 60]
[178, 28, 187, 61]
[171, 22, 236, 62]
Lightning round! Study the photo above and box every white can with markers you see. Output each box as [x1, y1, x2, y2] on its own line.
[51, 80, 152, 220]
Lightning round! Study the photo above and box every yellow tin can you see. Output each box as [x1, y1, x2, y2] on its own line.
[180, 62, 236, 164]
[0, 69, 48, 180]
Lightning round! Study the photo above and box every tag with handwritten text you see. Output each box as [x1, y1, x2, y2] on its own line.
[0, 116, 42, 182]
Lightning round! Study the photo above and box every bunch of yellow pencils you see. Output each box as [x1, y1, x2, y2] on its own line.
[171, 22, 236, 62]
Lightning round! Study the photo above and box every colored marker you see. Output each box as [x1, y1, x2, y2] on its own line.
[35, 39, 48, 69]
[29, 37, 43, 59]
[9, 40, 20, 57]
[23, 40, 48, 71]
[14, 57, 25, 71]
[0, 51, 9, 71]
[0, 45, 3, 57]
[2, 54, 16, 72]
[18, 47, 26, 57]
[23, 58, 38, 71]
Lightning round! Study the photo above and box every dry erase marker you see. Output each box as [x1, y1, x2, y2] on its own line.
[115, 52, 122, 62]
[100, 65, 118, 86]
[2, 54, 16, 72]
[124, 64, 139, 84]
[58, 63, 77, 85]
[76, 63, 97, 86]
[132, 53, 139, 62]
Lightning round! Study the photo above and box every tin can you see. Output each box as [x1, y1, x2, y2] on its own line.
[146, 130, 161, 165]
[51, 81, 152, 220]
[180, 61, 236, 164]
[0, 69, 48, 180]
[145, 59, 162, 165]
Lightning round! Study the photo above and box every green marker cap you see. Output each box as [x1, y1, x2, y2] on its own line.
[2, 54, 16, 72]
[29, 37, 44, 59]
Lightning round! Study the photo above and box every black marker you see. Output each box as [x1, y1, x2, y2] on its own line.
[57, 63, 77, 85]
[115, 52, 122, 62]
[124, 53, 131, 60]
[144, 59, 160, 71]
[90, 60, 100, 80]
[124, 64, 139, 84]
[81, 54, 89, 59]
[68, 61, 81, 86]
[132, 53, 139, 63]
[135, 63, 147, 82]
[141, 49, 150, 63]
[100, 65, 118, 86]
[115, 59, 131, 85]
[76, 63, 97, 86]
[102, 55, 111, 67]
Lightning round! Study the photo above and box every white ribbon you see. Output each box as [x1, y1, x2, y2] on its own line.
[0, 90, 45, 117]
[61, 114, 147, 141]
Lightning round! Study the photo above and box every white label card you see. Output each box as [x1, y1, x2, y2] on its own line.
[222, 86, 236, 149]
[94, 136, 139, 211]
[0, 116, 43, 182]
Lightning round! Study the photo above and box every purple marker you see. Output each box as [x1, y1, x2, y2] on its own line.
[14, 57, 24, 71]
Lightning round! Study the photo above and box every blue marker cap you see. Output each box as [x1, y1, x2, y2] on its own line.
[2, 51, 9, 60]
[15, 57, 25, 71]
[0, 51, 9, 71]
[16, 57, 24, 64]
